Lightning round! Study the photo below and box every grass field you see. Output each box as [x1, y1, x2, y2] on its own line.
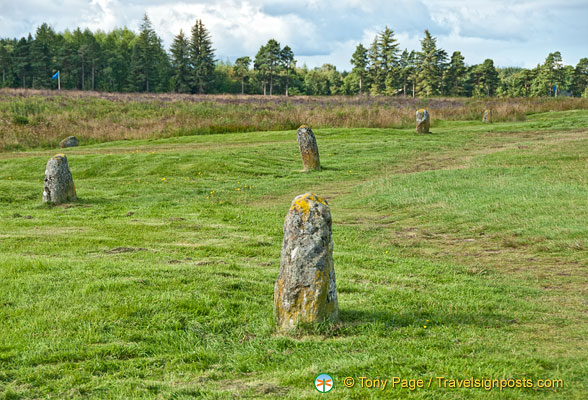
[1, 100, 588, 398]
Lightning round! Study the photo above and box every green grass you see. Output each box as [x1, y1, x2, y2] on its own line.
[1, 110, 588, 398]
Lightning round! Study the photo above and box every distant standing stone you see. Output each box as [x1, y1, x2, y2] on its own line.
[297, 125, 321, 171]
[416, 109, 430, 133]
[59, 136, 79, 148]
[43, 154, 77, 204]
[274, 193, 338, 331]
[483, 109, 493, 123]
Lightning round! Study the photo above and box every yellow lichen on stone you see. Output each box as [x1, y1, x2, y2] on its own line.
[53, 154, 65, 160]
[289, 193, 327, 219]
[275, 268, 333, 330]
[417, 108, 425, 113]
[299, 124, 309, 130]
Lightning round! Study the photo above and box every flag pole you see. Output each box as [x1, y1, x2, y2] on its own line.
[58, 71, 60, 91]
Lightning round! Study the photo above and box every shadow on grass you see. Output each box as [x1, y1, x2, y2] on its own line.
[339, 308, 516, 330]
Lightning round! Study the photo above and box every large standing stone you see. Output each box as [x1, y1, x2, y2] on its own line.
[274, 193, 338, 331]
[59, 136, 79, 148]
[416, 109, 430, 133]
[43, 154, 77, 204]
[483, 109, 493, 123]
[297, 125, 321, 171]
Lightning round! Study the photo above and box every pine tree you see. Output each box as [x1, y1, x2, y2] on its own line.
[170, 30, 191, 93]
[398, 49, 416, 97]
[0, 41, 13, 87]
[234, 56, 251, 94]
[416, 30, 442, 96]
[189, 19, 215, 94]
[30, 23, 56, 89]
[265, 39, 281, 95]
[130, 15, 158, 91]
[13, 36, 31, 88]
[367, 37, 380, 94]
[280, 45, 295, 96]
[378, 27, 400, 95]
[350, 43, 368, 95]
[479, 59, 499, 96]
[572, 58, 588, 97]
[446, 51, 466, 96]
[254, 44, 269, 95]
[531, 52, 563, 96]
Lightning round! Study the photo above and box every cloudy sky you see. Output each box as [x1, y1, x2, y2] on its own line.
[1, 0, 587, 70]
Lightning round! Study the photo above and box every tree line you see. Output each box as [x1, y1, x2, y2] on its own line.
[1, 16, 587, 97]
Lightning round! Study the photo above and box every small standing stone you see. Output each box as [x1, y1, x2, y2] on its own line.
[43, 154, 77, 204]
[483, 109, 493, 123]
[274, 193, 338, 331]
[416, 109, 430, 133]
[297, 125, 321, 171]
[59, 136, 79, 148]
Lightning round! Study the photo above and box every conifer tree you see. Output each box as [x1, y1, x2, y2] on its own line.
[280, 45, 295, 96]
[350, 43, 368, 95]
[572, 58, 588, 97]
[130, 14, 168, 92]
[189, 19, 215, 94]
[446, 51, 466, 96]
[234, 56, 251, 95]
[378, 27, 400, 95]
[14, 36, 31, 88]
[170, 30, 191, 93]
[416, 30, 443, 96]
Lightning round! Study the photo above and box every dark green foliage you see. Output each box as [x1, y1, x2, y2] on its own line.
[416, 30, 444, 96]
[130, 15, 170, 92]
[189, 19, 215, 94]
[572, 58, 588, 97]
[350, 43, 368, 95]
[170, 30, 191, 93]
[0, 19, 586, 98]
[234, 56, 251, 95]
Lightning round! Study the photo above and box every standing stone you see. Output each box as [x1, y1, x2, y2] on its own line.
[483, 109, 493, 123]
[43, 154, 77, 204]
[416, 109, 430, 133]
[297, 125, 321, 171]
[59, 136, 79, 148]
[274, 193, 338, 331]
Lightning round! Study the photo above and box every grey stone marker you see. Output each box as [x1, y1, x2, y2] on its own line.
[416, 109, 430, 133]
[59, 136, 79, 148]
[483, 109, 493, 123]
[43, 154, 77, 204]
[274, 193, 338, 331]
[297, 125, 321, 171]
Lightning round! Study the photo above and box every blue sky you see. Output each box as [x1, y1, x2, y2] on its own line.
[1, 0, 587, 70]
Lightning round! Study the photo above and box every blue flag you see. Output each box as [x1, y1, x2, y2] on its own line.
[52, 71, 59, 80]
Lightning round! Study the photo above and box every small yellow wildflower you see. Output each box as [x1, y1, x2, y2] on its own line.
[161, 177, 166, 181]
[424, 326, 427, 329]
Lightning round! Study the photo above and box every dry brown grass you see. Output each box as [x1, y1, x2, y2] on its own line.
[1, 88, 588, 151]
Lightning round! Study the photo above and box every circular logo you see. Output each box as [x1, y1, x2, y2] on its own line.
[315, 373, 334, 393]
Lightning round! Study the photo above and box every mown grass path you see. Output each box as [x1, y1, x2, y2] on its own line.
[1, 110, 587, 398]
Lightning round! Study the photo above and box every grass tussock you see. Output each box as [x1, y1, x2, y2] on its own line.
[1, 88, 588, 151]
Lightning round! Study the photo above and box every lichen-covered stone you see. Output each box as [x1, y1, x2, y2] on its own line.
[274, 193, 338, 331]
[43, 154, 76, 204]
[59, 136, 79, 148]
[416, 109, 430, 133]
[483, 109, 493, 123]
[297, 125, 321, 171]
